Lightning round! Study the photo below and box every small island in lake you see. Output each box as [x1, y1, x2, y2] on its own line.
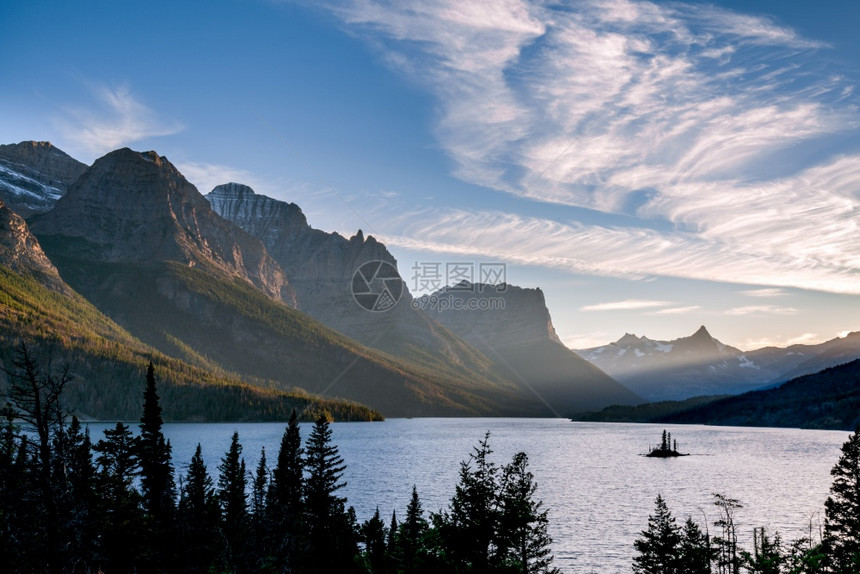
[646, 429, 688, 457]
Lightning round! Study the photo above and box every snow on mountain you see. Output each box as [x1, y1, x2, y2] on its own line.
[576, 326, 860, 401]
[0, 141, 87, 217]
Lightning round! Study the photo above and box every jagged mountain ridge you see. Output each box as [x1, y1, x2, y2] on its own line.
[206, 183, 541, 397]
[427, 282, 642, 414]
[576, 326, 776, 400]
[577, 326, 860, 401]
[27, 146, 551, 417]
[0, 141, 86, 217]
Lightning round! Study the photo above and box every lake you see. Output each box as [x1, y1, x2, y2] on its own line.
[87, 418, 850, 573]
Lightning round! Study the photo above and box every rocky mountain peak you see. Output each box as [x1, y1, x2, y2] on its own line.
[0, 140, 88, 217]
[690, 325, 712, 340]
[616, 333, 642, 346]
[0, 199, 68, 292]
[207, 183, 309, 233]
[30, 148, 295, 305]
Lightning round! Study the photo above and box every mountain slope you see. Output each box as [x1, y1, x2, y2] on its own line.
[747, 332, 860, 385]
[31, 149, 295, 305]
[205, 183, 510, 386]
[0, 201, 379, 421]
[428, 282, 642, 415]
[29, 148, 541, 417]
[0, 141, 86, 217]
[660, 359, 860, 430]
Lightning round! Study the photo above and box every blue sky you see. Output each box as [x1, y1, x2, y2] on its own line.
[2, 0, 859, 350]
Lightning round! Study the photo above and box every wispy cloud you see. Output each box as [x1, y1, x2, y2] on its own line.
[649, 305, 701, 315]
[741, 288, 787, 298]
[786, 332, 820, 345]
[378, 206, 860, 295]
[725, 305, 797, 316]
[56, 83, 182, 157]
[580, 299, 672, 312]
[326, 0, 860, 295]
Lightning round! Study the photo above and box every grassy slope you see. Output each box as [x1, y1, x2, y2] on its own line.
[36, 236, 544, 417]
[0, 265, 382, 421]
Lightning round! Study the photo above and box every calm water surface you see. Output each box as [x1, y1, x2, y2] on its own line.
[88, 419, 849, 573]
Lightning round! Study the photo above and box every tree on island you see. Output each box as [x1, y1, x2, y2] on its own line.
[648, 429, 685, 457]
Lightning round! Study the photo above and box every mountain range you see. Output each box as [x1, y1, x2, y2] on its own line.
[576, 326, 860, 401]
[0, 141, 641, 420]
[2, 140, 857, 422]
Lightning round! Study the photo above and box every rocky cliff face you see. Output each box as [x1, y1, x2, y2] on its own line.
[31, 150, 295, 305]
[427, 281, 641, 413]
[0, 199, 68, 292]
[207, 182, 391, 315]
[206, 184, 476, 360]
[427, 282, 562, 348]
[0, 141, 87, 217]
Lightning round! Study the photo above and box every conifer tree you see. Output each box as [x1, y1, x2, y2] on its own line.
[398, 485, 429, 573]
[177, 444, 220, 573]
[94, 422, 146, 572]
[59, 416, 99, 572]
[633, 495, 682, 574]
[361, 507, 388, 574]
[824, 427, 860, 573]
[303, 415, 358, 573]
[252, 447, 268, 518]
[434, 432, 500, 573]
[496, 452, 559, 574]
[677, 517, 713, 574]
[137, 362, 176, 569]
[268, 409, 305, 569]
[217, 431, 248, 572]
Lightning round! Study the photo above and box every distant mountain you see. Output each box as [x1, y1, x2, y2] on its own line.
[28, 147, 543, 417]
[0, 141, 86, 217]
[659, 359, 860, 430]
[0, 200, 378, 421]
[746, 332, 860, 385]
[206, 183, 517, 391]
[576, 327, 860, 401]
[427, 282, 641, 415]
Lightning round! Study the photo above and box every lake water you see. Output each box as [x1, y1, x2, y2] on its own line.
[87, 419, 850, 573]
